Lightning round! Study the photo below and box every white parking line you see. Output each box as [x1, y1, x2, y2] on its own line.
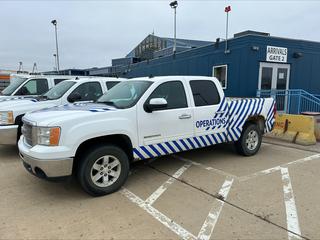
[145, 163, 192, 205]
[280, 167, 302, 240]
[123, 152, 316, 239]
[197, 177, 234, 240]
[239, 166, 281, 181]
[174, 152, 320, 183]
[239, 154, 320, 181]
[173, 155, 239, 180]
[121, 188, 197, 240]
[146, 163, 192, 205]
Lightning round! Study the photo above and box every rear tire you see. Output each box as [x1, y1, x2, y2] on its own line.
[235, 123, 262, 156]
[77, 144, 129, 196]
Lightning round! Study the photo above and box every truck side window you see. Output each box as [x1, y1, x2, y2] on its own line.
[190, 80, 220, 106]
[106, 81, 120, 90]
[54, 79, 67, 85]
[147, 81, 187, 110]
[15, 78, 49, 95]
[70, 82, 103, 102]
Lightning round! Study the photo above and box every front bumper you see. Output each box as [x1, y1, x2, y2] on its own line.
[0, 125, 18, 145]
[18, 137, 74, 178]
[20, 153, 73, 178]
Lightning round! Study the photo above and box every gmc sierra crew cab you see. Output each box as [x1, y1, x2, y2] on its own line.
[18, 76, 275, 196]
[0, 75, 74, 101]
[0, 77, 124, 145]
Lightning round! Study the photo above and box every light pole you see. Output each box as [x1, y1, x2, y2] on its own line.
[170, 1, 178, 55]
[224, 6, 231, 53]
[51, 19, 60, 72]
[53, 53, 58, 72]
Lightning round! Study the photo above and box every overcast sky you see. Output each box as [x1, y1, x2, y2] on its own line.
[0, 0, 319, 72]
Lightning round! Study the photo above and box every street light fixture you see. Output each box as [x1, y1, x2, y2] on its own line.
[169, 1, 178, 55]
[51, 19, 60, 73]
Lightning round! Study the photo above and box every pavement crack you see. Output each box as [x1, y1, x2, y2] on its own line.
[147, 164, 310, 240]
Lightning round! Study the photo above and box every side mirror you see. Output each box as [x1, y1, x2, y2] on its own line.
[67, 92, 82, 103]
[144, 98, 168, 113]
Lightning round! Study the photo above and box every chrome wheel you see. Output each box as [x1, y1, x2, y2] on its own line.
[245, 130, 259, 151]
[90, 155, 121, 187]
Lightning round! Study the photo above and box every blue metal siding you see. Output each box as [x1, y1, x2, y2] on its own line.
[124, 35, 320, 97]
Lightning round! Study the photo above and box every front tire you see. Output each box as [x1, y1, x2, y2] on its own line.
[77, 144, 130, 196]
[235, 123, 262, 156]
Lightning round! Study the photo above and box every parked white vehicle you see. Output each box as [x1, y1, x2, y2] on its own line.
[19, 76, 276, 196]
[0, 77, 124, 145]
[0, 75, 79, 101]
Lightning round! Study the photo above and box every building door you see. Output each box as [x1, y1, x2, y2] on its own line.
[258, 62, 290, 112]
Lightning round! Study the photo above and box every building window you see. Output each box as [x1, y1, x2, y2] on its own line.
[213, 65, 228, 89]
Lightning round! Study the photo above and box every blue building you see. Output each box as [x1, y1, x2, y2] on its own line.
[89, 34, 212, 77]
[89, 30, 320, 113]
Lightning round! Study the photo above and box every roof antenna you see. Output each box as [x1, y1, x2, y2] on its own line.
[32, 63, 38, 74]
[18, 62, 23, 73]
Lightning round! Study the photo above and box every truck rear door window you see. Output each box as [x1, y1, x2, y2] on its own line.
[106, 81, 120, 90]
[190, 80, 220, 106]
[70, 82, 103, 102]
[54, 79, 67, 85]
[15, 78, 49, 96]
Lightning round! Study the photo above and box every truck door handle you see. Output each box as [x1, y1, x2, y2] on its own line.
[216, 111, 225, 114]
[179, 114, 192, 119]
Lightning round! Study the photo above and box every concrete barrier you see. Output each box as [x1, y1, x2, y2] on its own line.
[316, 118, 320, 141]
[267, 113, 317, 145]
[302, 112, 320, 142]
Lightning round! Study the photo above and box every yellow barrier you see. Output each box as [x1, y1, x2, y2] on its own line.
[268, 114, 316, 145]
[314, 117, 320, 141]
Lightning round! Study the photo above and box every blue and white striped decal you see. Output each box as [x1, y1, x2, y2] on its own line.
[265, 100, 276, 132]
[133, 98, 275, 160]
[133, 132, 227, 160]
[226, 98, 266, 142]
[205, 97, 229, 131]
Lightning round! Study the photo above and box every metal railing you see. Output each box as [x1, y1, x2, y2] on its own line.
[257, 89, 320, 114]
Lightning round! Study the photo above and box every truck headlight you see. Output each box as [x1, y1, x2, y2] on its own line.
[36, 127, 61, 146]
[0, 111, 14, 125]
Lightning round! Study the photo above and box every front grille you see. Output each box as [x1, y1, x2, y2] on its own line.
[22, 122, 34, 146]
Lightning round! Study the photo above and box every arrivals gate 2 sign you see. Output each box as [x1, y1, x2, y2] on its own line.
[266, 46, 288, 63]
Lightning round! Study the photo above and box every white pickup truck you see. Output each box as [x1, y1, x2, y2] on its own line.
[0, 75, 75, 101]
[0, 77, 123, 145]
[19, 76, 275, 196]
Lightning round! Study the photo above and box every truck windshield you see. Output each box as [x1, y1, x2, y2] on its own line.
[97, 81, 152, 109]
[1, 77, 28, 96]
[43, 81, 76, 100]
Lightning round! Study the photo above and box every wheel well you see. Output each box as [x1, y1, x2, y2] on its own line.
[245, 115, 265, 133]
[15, 114, 24, 141]
[74, 134, 133, 171]
[14, 114, 24, 126]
